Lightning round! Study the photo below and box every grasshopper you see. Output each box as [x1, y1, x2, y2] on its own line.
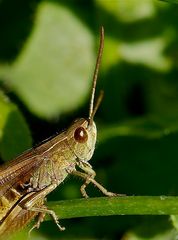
[0, 27, 117, 238]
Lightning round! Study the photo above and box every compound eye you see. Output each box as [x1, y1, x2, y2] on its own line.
[74, 127, 88, 143]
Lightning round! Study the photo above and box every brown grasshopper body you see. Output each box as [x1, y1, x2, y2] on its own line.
[0, 27, 117, 237]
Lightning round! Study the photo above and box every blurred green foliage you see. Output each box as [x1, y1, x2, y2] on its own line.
[1, 0, 178, 239]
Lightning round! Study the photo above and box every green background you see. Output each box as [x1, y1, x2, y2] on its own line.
[1, 0, 178, 239]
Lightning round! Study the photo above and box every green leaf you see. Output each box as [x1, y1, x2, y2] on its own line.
[119, 37, 172, 72]
[47, 196, 178, 219]
[95, 0, 156, 22]
[160, 0, 178, 3]
[170, 215, 178, 230]
[1, 2, 94, 119]
[9, 197, 178, 239]
[0, 91, 32, 161]
[123, 228, 175, 240]
[98, 117, 177, 143]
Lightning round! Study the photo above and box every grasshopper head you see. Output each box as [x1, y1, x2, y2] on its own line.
[67, 118, 97, 161]
[66, 27, 104, 162]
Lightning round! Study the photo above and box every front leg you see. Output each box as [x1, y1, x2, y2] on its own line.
[72, 161, 118, 198]
[77, 161, 96, 198]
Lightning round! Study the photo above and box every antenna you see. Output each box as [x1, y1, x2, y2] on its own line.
[88, 26, 104, 124]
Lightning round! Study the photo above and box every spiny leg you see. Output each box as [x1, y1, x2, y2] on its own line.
[80, 178, 90, 198]
[80, 162, 96, 198]
[28, 206, 65, 231]
[76, 162, 95, 198]
[22, 184, 65, 232]
[72, 169, 119, 198]
[77, 161, 120, 197]
[28, 212, 46, 238]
